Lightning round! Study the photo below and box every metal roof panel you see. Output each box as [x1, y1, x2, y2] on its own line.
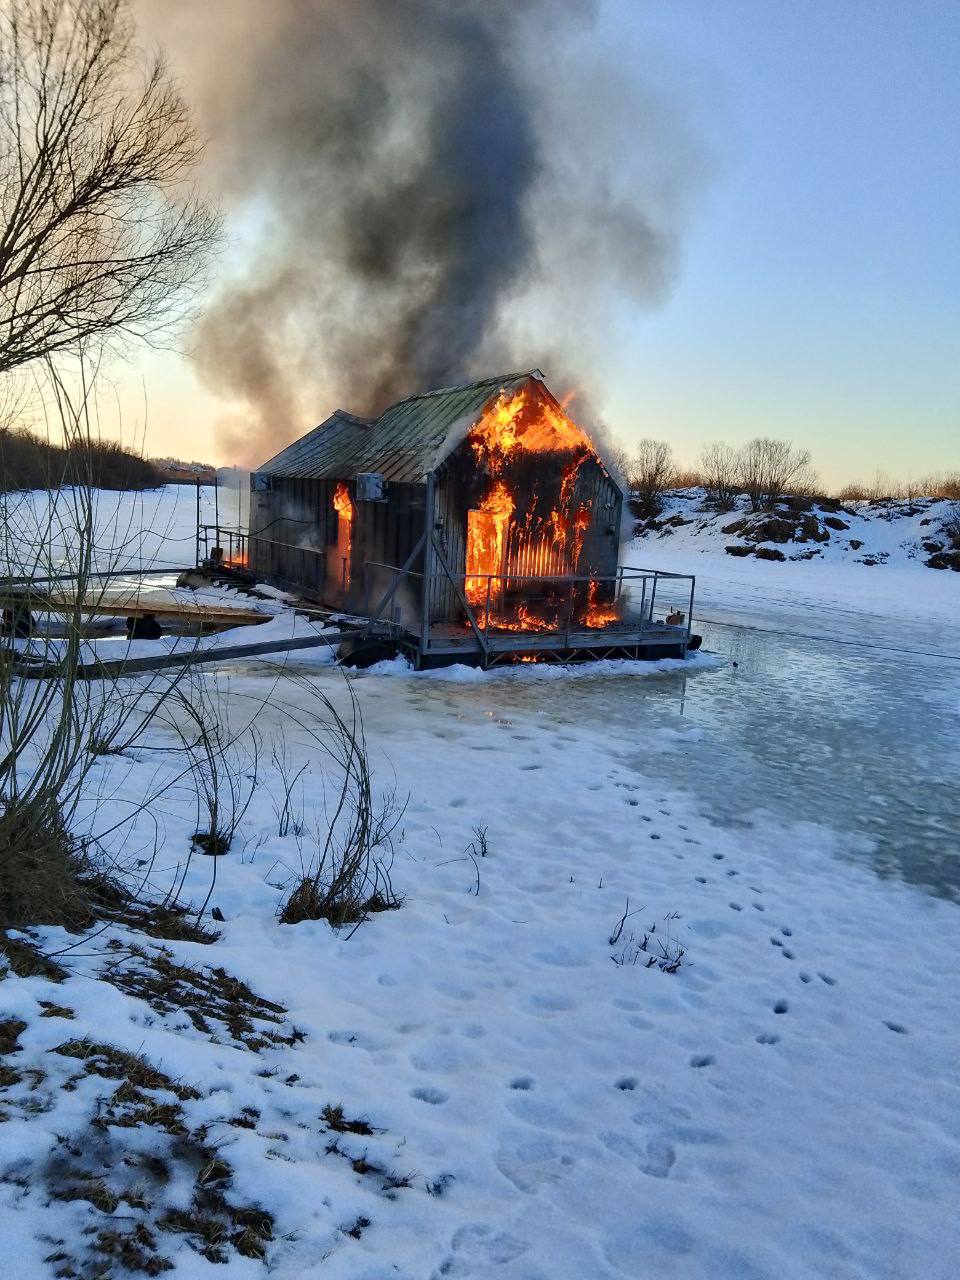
[256, 372, 539, 482]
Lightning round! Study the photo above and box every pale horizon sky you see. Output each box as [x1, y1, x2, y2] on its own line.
[109, 0, 958, 489]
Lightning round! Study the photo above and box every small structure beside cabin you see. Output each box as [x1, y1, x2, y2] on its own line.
[249, 370, 623, 626]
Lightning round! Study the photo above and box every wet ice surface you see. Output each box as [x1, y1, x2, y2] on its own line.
[376, 618, 960, 899]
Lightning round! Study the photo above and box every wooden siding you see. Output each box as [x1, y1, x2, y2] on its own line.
[249, 476, 427, 616]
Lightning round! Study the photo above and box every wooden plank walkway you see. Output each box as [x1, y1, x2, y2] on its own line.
[5, 589, 269, 629]
[21, 630, 350, 680]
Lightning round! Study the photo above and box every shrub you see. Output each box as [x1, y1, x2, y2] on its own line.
[628, 439, 676, 518]
[698, 442, 740, 511]
[739, 438, 815, 512]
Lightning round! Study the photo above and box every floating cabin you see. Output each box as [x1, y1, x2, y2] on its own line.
[248, 370, 695, 667]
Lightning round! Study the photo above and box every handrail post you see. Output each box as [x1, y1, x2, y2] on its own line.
[648, 572, 658, 623]
[565, 576, 573, 645]
[485, 577, 491, 640]
[687, 575, 695, 640]
[420, 472, 436, 651]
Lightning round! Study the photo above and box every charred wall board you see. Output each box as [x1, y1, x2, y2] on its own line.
[352, 481, 427, 623]
[427, 438, 623, 626]
[249, 473, 427, 617]
[248, 477, 327, 596]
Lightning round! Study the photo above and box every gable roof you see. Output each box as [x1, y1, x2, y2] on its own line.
[256, 371, 542, 483]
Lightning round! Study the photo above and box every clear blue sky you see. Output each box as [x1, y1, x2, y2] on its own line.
[597, 0, 959, 485]
[125, 0, 958, 487]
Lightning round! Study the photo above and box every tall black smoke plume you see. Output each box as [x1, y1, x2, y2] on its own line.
[137, 0, 705, 462]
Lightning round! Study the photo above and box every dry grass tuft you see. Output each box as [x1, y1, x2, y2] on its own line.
[322, 1102, 375, 1135]
[53, 1039, 200, 1102]
[100, 941, 297, 1052]
[38, 1001, 74, 1019]
[0, 932, 69, 981]
[0, 803, 92, 931]
[0, 1017, 27, 1054]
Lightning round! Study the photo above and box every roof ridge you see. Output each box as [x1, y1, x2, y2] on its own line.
[330, 409, 374, 426]
[379, 369, 541, 414]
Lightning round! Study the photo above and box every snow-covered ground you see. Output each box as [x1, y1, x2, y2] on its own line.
[629, 490, 960, 648]
[1, 486, 959, 1279]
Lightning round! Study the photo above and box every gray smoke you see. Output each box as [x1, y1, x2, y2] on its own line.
[137, 0, 705, 463]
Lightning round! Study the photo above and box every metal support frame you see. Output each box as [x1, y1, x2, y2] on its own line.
[430, 534, 489, 657]
[366, 534, 427, 628]
[419, 473, 436, 655]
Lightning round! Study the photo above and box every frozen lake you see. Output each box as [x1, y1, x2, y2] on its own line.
[360, 618, 960, 900]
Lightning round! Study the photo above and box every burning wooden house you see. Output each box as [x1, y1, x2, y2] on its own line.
[247, 370, 696, 666]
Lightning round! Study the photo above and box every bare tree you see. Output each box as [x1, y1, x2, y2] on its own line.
[738, 438, 814, 512]
[698, 441, 740, 511]
[0, 0, 219, 375]
[628, 439, 675, 518]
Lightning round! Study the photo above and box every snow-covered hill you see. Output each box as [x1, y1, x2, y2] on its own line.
[634, 490, 960, 572]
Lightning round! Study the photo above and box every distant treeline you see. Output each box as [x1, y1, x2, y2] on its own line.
[0, 426, 163, 493]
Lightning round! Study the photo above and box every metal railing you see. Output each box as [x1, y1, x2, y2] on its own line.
[198, 525, 329, 590]
[363, 560, 695, 654]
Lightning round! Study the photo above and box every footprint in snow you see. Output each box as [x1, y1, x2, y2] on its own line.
[818, 972, 837, 986]
[756, 1032, 780, 1045]
[615, 1077, 638, 1091]
[529, 993, 575, 1013]
[509, 1077, 534, 1091]
[448, 1224, 529, 1267]
[728, 902, 743, 911]
[883, 1021, 908, 1034]
[773, 1000, 789, 1014]
[689, 1054, 715, 1069]
[411, 1086, 448, 1105]
[643, 1137, 677, 1179]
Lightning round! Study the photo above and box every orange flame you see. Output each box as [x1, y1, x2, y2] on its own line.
[465, 389, 593, 626]
[333, 481, 353, 590]
[470, 390, 588, 472]
[465, 481, 514, 607]
[585, 578, 620, 628]
[461, 387, 621, 636]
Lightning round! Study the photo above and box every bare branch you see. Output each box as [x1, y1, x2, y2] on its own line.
[0, 0, 220, 376]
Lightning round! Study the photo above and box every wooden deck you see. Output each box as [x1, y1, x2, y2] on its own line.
[5, 586, 270, 629]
